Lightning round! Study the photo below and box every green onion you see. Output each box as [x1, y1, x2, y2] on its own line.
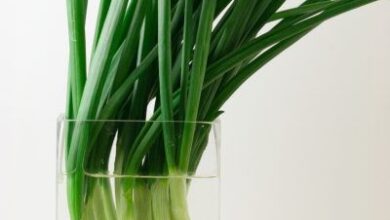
[63, 0, 379, 219]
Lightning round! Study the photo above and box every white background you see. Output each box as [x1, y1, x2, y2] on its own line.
[0, 1, 390, 219]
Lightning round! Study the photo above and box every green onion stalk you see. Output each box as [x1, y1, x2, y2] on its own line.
[64, 0, 380, 219]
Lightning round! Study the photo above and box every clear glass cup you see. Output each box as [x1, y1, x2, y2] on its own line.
[56, 116, 221, 220]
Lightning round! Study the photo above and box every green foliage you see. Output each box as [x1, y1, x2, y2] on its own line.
[64, 0, 378, 219]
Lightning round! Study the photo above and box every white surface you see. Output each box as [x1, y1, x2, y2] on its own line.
[0, 1, 389, 219]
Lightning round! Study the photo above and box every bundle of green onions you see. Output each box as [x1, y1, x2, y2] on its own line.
[64, 0, 379, 219]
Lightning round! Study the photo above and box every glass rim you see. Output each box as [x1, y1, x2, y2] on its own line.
[57, 114, 220, 126]
[60, 170, 219, 179]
